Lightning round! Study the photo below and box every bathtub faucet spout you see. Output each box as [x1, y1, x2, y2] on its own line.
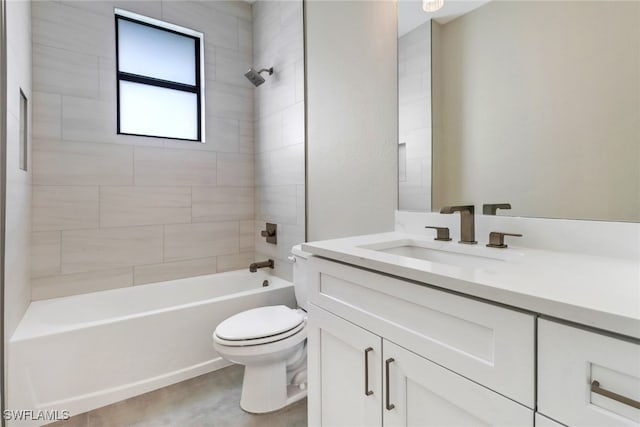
[249, 259, 274, 273]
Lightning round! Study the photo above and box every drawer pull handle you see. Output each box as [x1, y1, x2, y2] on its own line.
[364, 347, 373, 396]
[591, 380, 640, 410]
[385, 358, 395, 411]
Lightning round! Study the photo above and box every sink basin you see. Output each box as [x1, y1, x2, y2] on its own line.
[359, 238, 519, 268]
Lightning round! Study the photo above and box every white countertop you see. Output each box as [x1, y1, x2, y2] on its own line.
[302, 231, 640, 339]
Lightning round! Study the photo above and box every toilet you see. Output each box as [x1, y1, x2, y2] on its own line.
[212, 245, 310, 414]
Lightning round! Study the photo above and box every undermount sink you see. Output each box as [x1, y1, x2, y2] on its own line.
[359, 238, 520, 268]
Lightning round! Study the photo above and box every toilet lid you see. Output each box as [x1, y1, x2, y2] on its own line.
[215, 305, 304, 341]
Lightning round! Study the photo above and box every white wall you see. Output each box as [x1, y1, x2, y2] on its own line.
[30, 0, 256, 299]
[306, 0, 398, 241]
[5, 0, 31, 342]
[253, 0, 305, 281]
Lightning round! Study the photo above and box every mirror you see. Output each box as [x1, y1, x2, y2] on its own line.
[398, 0, 639, 222]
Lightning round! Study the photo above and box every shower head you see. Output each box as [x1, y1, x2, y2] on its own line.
[244, 67, 274, 87]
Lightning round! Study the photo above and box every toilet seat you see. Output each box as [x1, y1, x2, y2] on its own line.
[214, 305, 305, 347]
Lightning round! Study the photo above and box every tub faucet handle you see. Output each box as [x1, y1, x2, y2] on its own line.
[424, 226, 451, 241]
[486, 232, 522, 249]
[260, 222, 277, 244]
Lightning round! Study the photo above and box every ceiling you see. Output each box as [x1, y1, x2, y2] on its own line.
[398, 0, 491, 37]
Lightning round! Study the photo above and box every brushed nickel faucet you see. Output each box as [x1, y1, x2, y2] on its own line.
[483, 203, 511, 215]
[440, 205, 477, 244]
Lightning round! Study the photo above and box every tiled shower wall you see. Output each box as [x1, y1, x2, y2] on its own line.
[252, 1, 305, 281]
[398, 21, 431, 212]
[30, 0, 256, 299]
[5, 0, 32, 337]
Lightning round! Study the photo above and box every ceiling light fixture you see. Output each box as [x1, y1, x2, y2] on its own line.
[423, 0, 444, 12]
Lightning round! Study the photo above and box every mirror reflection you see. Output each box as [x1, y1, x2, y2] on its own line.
[398, 0, 639, 222]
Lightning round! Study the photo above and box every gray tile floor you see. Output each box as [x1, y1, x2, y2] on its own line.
[49, 365, 307, 427]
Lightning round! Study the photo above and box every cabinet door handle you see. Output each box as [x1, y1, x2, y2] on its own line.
[591, 380, 640, 409]
[364, 347, 374, 396]
[385, 358, 395, 411]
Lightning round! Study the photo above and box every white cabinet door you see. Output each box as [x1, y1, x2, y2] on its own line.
[538, 319, 640, 427]
[308, 304, 382, 427]
[534, 413, 565, 427]
[383, 340, 534, 427]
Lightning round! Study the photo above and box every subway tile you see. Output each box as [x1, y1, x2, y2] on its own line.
[33, 186, 100, 231]
[59, 1, 162, 20]
[207, 1, 253, 22]
[32, 268, 134, 300]
[205, 117, 240, 153]
[192, 186, 253, 222]
[268, 143, 305, 186]
[62, 96, 115, 143]
[215, 46, 254, 88]
[240, 220, 254, 252]
[207, 81, 253, 122]
[255, 111, 282, 153]
[162, 1, 238, 50]
[31, 231, 61, 279]
[282, 102, 304, 147]
[255, 63, 296, 119]
[238, 120, 254, 153]
[134, 257, 218, 286]
[256, 185, 297, 225]
[100, 186, 191, 227]
[61, 226, 163, 274]
[217, 252, 254, 273]
[33, 140, 133, 186]
[33, 44, 99, 99]
[217, 153, 254, 187]
[238, 18, 252, 55]
[164, 222, 239, 262]
[204, 40, 216, 83]
[32, 1, 114, 59]
[134, 147, 217, 186]
[32, 91, 62, 141]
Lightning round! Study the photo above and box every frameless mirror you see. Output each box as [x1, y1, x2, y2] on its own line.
[398, 0, 639, 222]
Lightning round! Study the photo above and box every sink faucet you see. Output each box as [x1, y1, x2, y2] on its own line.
[249, 259, 274, 273]
[440, 205, 477, 244]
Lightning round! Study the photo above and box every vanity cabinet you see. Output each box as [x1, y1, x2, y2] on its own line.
[538, 319, 640, 427]
[308, 305, 533, 426]
[306, 256, 536, 426]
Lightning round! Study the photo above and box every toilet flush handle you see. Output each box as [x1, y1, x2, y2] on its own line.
[287, 255, 296, 263]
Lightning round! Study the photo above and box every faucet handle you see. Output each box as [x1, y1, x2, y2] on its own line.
[483, 203, 511, 215]
[424, 226, 452, 241]
[486, 232, 522, 248]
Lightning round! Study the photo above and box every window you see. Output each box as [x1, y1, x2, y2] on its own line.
[115, 9, 204, 142]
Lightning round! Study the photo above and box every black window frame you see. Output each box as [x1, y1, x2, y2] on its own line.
[115, 12, 203, 142]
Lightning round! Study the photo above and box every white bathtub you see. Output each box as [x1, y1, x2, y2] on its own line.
[8, 270, 296, 423]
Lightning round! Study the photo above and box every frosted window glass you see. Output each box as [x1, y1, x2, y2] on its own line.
[119, 81, 198, 140]
[118, 19, 196, 85]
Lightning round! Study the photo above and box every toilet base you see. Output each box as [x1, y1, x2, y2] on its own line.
[240, 362, 308, 414]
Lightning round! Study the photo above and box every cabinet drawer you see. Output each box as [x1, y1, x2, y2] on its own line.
[307, 256, 535, 408]
[538, 319, 640, 426]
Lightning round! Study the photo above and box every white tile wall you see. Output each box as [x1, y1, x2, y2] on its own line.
[398, 21, 431, 212]
[253, 1, 305, 281]
[61, 226, 164, 273]
[33, 186, 99, 231]
[30, 0, 260, 299]
[5, 0, 32, 338]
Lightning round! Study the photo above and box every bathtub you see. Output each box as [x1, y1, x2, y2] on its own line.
[8, 269, 296, 423]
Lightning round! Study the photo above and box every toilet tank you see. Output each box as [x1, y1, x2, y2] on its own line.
[290, 245, 311, 311]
